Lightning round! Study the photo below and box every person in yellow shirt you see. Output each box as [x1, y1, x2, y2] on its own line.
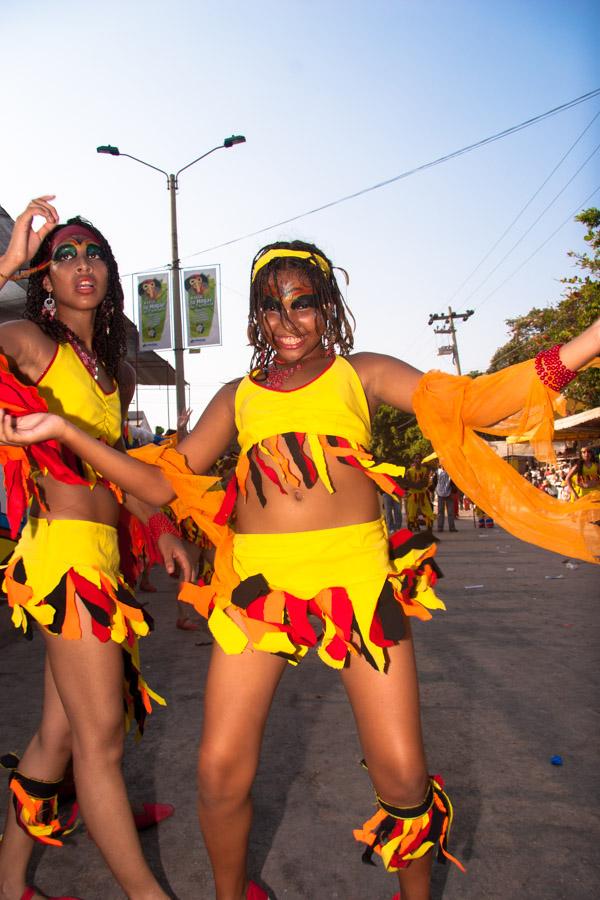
[566, 446, 599, 498]
[405, 454, 434, 531]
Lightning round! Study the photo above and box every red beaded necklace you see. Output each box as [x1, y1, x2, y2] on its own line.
[264, 357, 305, 389]
[263, 348, 334, 390]
[63, 327, 99, 381]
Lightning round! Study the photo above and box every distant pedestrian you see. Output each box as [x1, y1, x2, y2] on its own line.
[382, 491, 403, 533]
[435, 465, 457, 532]
[405, 453, 434, 531]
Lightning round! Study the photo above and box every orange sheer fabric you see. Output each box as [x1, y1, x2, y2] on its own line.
[413, 359, 600, 564]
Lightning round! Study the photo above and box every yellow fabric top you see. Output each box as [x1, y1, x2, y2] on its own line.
[235, 356, 371, 452]
[37, 342, 121, 446]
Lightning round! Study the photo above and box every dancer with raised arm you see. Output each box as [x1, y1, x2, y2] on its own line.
[0, 197, 192, 900]
[1, 239, 598, 900]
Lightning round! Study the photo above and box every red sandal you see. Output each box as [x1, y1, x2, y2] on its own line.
[133, 802, 175, 830]
[247, 881, 268, 899]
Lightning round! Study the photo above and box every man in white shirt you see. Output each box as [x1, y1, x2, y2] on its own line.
[435, 465, 457, 532]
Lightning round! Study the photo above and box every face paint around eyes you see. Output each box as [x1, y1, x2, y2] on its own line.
[51, 239, 104, 263]
[260, 297, 282, 313]
[290, 294, 317, 310]
[85, 242, 104, 259]
[52, 242, 78, 262]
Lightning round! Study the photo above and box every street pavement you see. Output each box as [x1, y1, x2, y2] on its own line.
[1, 515, 598, 899]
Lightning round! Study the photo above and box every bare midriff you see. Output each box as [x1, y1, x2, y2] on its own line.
[30, 475, 120, 527]
[234, 450, 381, 534]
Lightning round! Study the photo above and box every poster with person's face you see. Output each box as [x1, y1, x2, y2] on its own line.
[182, 266, 221, 347]
[137, 271, 172, 350]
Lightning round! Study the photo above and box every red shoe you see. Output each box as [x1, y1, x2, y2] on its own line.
[133, 801, 175, 830]
[176, 618, 201, 631]
[21, 889, 83, 900]
[247, 881, 268, 899]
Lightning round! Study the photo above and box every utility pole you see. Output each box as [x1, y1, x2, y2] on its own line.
[427, 306, 474, 375]
[97, 135, 246, 437]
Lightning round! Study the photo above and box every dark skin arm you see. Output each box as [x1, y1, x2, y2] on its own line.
[1, 320, 598, 489]
[0, 380, 239, 507]
[115, 360, 196, 580]
[348, 315, 600, 426]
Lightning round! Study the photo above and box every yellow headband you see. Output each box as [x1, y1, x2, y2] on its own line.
[251, 249, 331, 283]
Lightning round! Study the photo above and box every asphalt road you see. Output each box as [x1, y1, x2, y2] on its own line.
[1, 516, 598, 899]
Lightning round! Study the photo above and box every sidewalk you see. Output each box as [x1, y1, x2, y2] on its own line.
[1, 517, 598, 899]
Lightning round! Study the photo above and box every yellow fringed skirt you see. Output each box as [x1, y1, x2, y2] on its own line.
[2, 517, 165, 736]
[180, 519, 445, 671]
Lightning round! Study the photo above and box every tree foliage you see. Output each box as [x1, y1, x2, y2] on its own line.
[488, 208, 600, 407]
[371, 405, 432, 466]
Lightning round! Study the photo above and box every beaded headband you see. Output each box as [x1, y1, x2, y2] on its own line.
[251, 249, 331, 283]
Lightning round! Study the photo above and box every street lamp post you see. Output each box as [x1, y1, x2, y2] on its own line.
[97, 136, 246, 434]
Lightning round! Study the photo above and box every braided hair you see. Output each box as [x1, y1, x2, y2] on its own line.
[247, 240, 355, 371]
[23, 217, 128, 378]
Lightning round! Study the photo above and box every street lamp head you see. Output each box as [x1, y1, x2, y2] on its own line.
[97, 145, 120, 156]
[223, 134, 246, 148]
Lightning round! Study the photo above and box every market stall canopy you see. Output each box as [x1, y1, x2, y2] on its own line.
[552, 406, 600, 441]
[0, 205, 178, 387]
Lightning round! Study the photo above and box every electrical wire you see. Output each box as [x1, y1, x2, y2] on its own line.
[473, 183, 600, 312]
[119, 88, 600, 277]
[446, 108, 600, 305]
[464, 140, 600, 307]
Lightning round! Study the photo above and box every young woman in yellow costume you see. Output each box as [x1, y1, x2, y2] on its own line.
[0, 197, 192, 900]
[566, 446, 599, 499]
[404, 454, 434, 531]
[1, 239, 599, 900]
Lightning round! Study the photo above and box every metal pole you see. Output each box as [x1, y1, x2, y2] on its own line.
[448, 305, 462, 375]
[168, 173, 187, 436]
[165, 357, 171, 431]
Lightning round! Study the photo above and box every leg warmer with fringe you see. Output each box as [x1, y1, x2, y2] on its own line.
[353, 774, 465, 873]
[2, 755, 79, 847]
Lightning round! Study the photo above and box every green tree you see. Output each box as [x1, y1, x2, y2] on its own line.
[488, 208, 600, 407]
[371, 405, 432, 466]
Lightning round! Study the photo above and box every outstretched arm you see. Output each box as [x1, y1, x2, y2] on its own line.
[0, 382, 238, 506]
[0, 409, 176, 506]
[351, 318, 600, 424]
[177, 380, 239, 472]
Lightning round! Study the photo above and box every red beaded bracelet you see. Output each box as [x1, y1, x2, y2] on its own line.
[147, 511, 180, 542]
[534, 343, 577, 392]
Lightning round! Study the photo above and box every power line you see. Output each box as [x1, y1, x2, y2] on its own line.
[178, 88, 600, 262]
[473, 183, 600, 311]
[464, 139, 600, 307]
[119, 88, 600, 278]
[446, 108, 600, 305]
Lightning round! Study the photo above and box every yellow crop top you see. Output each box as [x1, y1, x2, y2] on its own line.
[37, 342, 121, 446]
[235, 356, 371, 450]
[225, 356, 407, 511]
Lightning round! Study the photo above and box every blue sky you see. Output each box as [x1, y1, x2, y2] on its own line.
[3, 0, 599, 428]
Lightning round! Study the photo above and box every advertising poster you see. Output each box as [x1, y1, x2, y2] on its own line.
[182, 266, 221, 347]
[137, 271, 172, 350]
